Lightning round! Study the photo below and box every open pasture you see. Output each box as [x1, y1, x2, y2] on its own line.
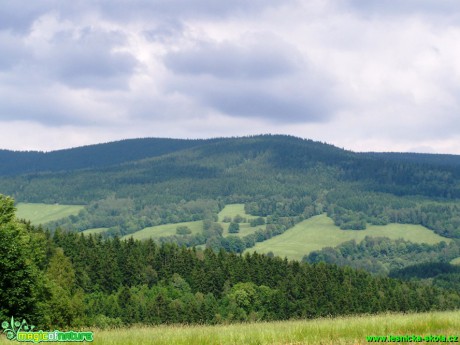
[248, 214, 451, 261]
[123, 221, 203, 241]
[15, 202, 84, 225]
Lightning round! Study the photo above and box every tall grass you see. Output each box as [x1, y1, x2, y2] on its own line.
[91, 311, 460, 345]
[3, 311, 454, 345]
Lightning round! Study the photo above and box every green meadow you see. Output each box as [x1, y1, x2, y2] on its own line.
[451, 257, 460, 265]
[248, 214, 451, 261]
[123, 221, 203, 241]
[217, 204, 257, 222]
[219, 204, 263, 237]
[126, 204, 262, 240]
[2, 310, 456, 345]
[82, 228, 109, 235]
[221, 222, 263, 237]
[15, 203, 84, 225]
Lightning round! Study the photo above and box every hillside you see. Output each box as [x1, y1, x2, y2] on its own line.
[248, 214, 450, 261]
[0, 137, 214, 176]
[1, 135, 459, 203]
[1, 134, 460, 243]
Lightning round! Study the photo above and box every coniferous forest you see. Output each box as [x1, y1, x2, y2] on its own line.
[1, 194, 460, 329]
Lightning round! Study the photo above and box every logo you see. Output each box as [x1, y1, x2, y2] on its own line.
[1, 316, 93, 343]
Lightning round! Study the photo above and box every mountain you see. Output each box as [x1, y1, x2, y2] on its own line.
[1, 134, 460, 239]
[0, 137, 218, 176]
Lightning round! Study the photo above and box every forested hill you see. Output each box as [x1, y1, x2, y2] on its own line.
[0, 137, 219, 176]
[1, 134, 460, 239]
[365, 152, 460, 168]
[1, 134, 459, 202]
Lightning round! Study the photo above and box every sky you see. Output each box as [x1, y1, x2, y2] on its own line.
[1, 0, 460, 153]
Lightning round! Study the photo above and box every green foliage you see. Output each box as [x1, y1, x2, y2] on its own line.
[305, 237, 460, 275]
[249, 217, 265, 227]
[0, 195, 51, 325]
[228, 222, 240, 234]
[1, 199, 460, 330]
[176, 226, 192, 235]
[0, 195, 15, 224]
[46, 229, 460, 326]
[41, 248, 84, 328]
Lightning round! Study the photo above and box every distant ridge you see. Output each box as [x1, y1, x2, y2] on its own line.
[0, 137, 222, 176]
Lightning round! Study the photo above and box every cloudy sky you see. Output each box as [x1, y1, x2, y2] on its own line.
[1, 0, 460, 153]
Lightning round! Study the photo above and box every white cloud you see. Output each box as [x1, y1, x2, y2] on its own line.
[0, 1, 460, 153]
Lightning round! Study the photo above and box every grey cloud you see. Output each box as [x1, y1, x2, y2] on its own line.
[0, 32, 29, 70]
[0, 1, 53, 32]
[143, 21, 185, 43]
[163, 73, 339, 123]
[92, 0, 289, 21]
[0, 90, 90, 126]
[204, 87, 332, 122]
[342, 0, 460, 16]
[45, 28, 138, 90]
[0, 0, 289, 33]
[162, 37, 338, 123]
[164, 40, 298, 80]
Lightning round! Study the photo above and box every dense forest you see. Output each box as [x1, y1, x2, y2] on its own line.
[1, 135, 460, 240]
[1, 196, 460, 329]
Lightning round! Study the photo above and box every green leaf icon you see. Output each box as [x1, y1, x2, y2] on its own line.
[14, 321, 20, 327]
[1, 321, 8, 329]
[24, 325, 29, 331]
[6, 331, 14, 340]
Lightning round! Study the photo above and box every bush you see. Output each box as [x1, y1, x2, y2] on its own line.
[176, 226, 192, 235]
[228, 222, 240, 233]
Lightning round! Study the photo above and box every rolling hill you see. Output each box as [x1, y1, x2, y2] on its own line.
[1, 134, 460, 248]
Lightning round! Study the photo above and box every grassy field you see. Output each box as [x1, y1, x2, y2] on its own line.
[221, 222, 264, 237]
[123, 221, 203, 241]
[2, 311, 456, 345]
[248, 214, 452, 261]
[451, 257, 460, 265]
[82, 228, 109, 235]
[218, 204, 258, 222]
[219, 204, 263, 238]
[15, 202, 84, 225]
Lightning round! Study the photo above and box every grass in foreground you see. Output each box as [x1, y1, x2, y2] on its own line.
[15, 203, 84, 225]
[2, 310, 455, 345]
[248, 214, 451, 261]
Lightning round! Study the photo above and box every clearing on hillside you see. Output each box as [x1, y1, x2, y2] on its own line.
[451, 257, 460, 265]
[15, 203, 84, 225]
[218, 203, 260, 221]
[82, 228, 109, 235]
[123, 221, 203, 241]
[248, 214, 451, 261]
[219, 203, 265, 237]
